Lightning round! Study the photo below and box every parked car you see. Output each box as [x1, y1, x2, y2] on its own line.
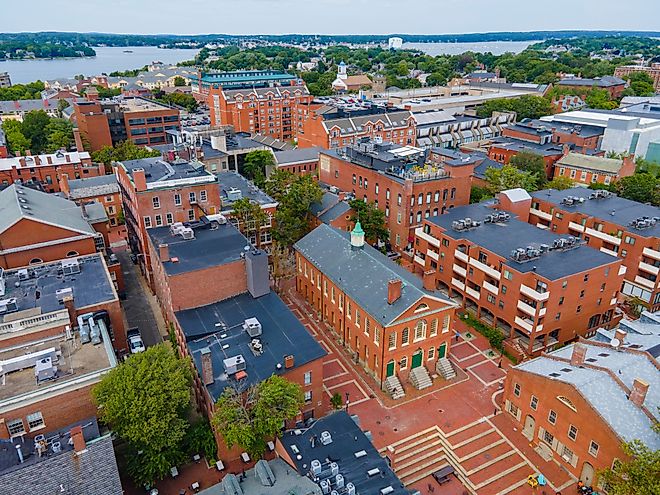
[127, 328, 145, 354]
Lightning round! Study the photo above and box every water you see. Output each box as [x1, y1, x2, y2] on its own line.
[402, 40, 539, 56]
[2, 46, 200, 84]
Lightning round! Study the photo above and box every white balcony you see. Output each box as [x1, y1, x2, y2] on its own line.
[466, 286, 481, 300]
[451, 278, 465, 290]
[600, 246, 619, 257]
[415, 227, 440, 247]
[520, 284, 550, 301]
[469, 258, 501, 280]
[517, 300, 537, 317]
[619, 265, 627, 276]
[634, 275, 656, 289]
[453, 264, 467, 277]
[585, 227, 621, 246]
[642, 247, 660, 261]
[530, 208, 552, 221]
[427, 249, 439, 261]
[454, 249, 468, 262]
[414, 254, 425, 266]
[638, 261, 660, 275]
[568, 221, 585, 233]
[515, 316, 534, 333]
[483, 281, 499, 295]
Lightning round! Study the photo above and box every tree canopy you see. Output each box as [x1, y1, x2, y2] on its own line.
[91, 140, 161, 167]
[598, 440, 660, 495]
[348, 199, 388, 245]
[92, 344, 192, 486]
[546, 176, 575, 190]
[509, 151, 548, 186]
[212, 375, 303, 458]
[0, 80, 45, 101]
[476, 95, 554, 120]
[242, 150, 275, 188]
[615, 173, 660, 205]
[484, 165, 540, 194]
[1, 110, 73, 154]
[269, 174, 322, 246]
[230, 197, 268, 247]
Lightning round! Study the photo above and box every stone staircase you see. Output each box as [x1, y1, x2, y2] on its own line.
[436, 357, 456, 380]
[384, 375, 406, 400]
[409, 366, 433, 390]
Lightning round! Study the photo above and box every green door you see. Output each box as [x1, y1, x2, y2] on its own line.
[438, 343, 447, 359]
[386, 360, 395, 377]
[411, 350, 423, 369]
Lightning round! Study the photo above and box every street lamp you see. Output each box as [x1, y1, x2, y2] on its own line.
[345, 392, 350, 413]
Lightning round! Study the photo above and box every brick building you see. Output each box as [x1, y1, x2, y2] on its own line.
[59, 174, 122, 226]
[298, 106, 416, 150]
[529, 188, 660, 311]
[556, 76, 627, 99]
[273, 147, 321, 175]
[413, 190, 625, 358]
[503, 339, 658, 487]
[486, 137, 567, 180]
[295, 224, 457, 396]
[74, 96, 180, 151]
[553, 152, 636, 186]
[192, 70, 298, 101]
[615, 63, 660, 92]
[208, 84, 312, 141]
[0, 129, 7, 158]
[114, 156, 220, 282]
[0, 151, 102, 193]
[319, 141, 473, 254]
[310, 190, 354, 232]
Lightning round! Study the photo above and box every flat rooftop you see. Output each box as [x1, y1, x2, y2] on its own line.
[117, 96, 175, 112]
[490, 137, 566, 156]
[279, 411, 410, 495]
[178, 291, 326, 401]
[120, 157, 218, 186]
[147, 222, 248, 276]
[0, 333, 115, 403]
[1, 254, 117, 314]
[217, 172, 276, 211]
[429, 202, 620, 280]
[532, 188, 660, 238]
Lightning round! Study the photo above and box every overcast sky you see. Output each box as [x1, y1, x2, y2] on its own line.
[3, 0, 659, 35]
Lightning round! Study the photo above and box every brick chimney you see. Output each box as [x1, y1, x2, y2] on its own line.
[388, 279, 402, 304]
[59, 173, 70, 196]
[614, 328, 627, 348]
[423, 269, 436, 291]
[159, 244, 170, 262]
[70, 425, 87, 454]
[132, 168, 147, 192]
[629, 378, 649, 407]
[62, 295, 76, 326]
[570, 343, 587, 367]
[284, 354, 295, 369]
[200, 347, 214, 385]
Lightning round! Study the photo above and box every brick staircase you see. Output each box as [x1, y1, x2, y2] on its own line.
[435, 357, 456, 380]
[409, 366, 433, 390]
[384, 375, 406, 400]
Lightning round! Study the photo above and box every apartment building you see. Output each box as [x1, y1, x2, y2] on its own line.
[59, 174, 122, 226]
[529, 188, 660, 311]
[208, 83, 313, 141]
[0, 151, 102, 193]
[192, 70, 298, 101]
[318, 141, 473, 254]
[503, 339, 658, 487]
[615, 63, 660, 91]
[115, 156, 220, 282]
[74, 96, 180, 151]
[295, 224, 457, 395]
[553, 152, 635, 186]
[413, 190, 625, 358]
[298, 105, 416, 149]
[414, 110, 515, 149]
[502, 119, 604, 152]
[273, 147, 321, 175]
[486, 137, 567, 179]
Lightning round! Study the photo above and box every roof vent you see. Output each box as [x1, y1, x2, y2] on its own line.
[381, 487, 394, 495]
[354, 450, 368, 458]
[311, 459, 322, 475]
[320, 431, 332, 445]
[367, 468, 380, 477]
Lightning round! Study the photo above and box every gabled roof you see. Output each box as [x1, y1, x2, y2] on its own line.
[0, 183, 96, 236]
[294, 225, 454, 326]
[556, 152, 624, 173]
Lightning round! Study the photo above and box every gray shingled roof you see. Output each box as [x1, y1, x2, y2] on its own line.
[274, 147, 321, 165]
[0, 183, 96, 236]
[294, 225, 454, 326]
[67, 174, 119, 200]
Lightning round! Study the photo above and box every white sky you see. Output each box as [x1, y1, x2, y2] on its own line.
[1, 0, 658, 35]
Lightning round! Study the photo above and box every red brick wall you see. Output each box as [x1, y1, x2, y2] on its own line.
[0, 159, 103, 193]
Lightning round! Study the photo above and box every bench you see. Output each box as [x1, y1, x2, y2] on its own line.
[432, 465, 455, 485]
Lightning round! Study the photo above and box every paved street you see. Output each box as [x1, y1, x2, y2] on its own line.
[116, 251, 164, 348]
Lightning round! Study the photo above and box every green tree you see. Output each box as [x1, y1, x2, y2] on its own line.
[476, 95, 553, 120]
[509, 151, 547, 186]
[484, 165, 539, 195]
[264, 169, 297, 202]
[1, 119, 31, 155]
[615, 173, 660, 205]
[623, 72, 656, 97]
[156, 91, 198, 112]
[44, 118, 73, 152]
[212, 375, 303, 459]
[173, 76, 187, 87]
[231, 197, 268, 248]
[330, 392, 343, 410]
[92, 344, 192, 486]
[598, 440, 660, 495]
[585, 88, 618, 110]
[546, 176, 575, 190]
[242, 150, 275, 188]
[273, 174, 323, 246]
[348, 199, 388, 244]
[91, 140, 160, 167]
[56, 98, 70, 117]
[20, 110, 51, 153]
[470, 185, 493, 204]
[182, 419, 217, 462]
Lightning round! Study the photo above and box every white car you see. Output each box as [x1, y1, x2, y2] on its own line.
[127, 329, 145, 354]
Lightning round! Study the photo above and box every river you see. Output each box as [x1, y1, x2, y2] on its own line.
[1, 46, 200, 84]
[402, 40, 539, 56]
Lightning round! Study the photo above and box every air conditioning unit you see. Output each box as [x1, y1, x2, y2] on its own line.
[227, 187, 242, 201]
[223, 355, 246, 375]
[56, 287, 73, 303]
[61, 258, 80, 275]
[170, 222, 185, 235]
[0, 297, 18, 315]
[243, 317, 262, 337]
[181, 227, 195, 239]
[320, 431, 332, 446]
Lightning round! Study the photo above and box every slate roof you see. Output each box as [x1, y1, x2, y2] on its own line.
[429, 202, 620, 280]
[222, 84, 309, 102]
[0, 183, 97, 236]
[274, 147, 321, 166]
[279, 411, 410, 495]
[593, 311, 660, 358]
[178, 291, 326, 401]
[67, 174, 119, 200]
[557, 75, 626, 88]
[531, 188, 660, 238]
[321, 109, 413, 136]
[319, 201, 351, 224]
[517, 343, 660, 450]
[556, 153, 624, 173]
[489, 137, 565, 156]
[294, 225, 454, 326]
[310, 192, 352, 224]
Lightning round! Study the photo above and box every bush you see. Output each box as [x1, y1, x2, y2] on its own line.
[459, 312, 517, 363]
[182, 419, 217, 462]
[330, 392, 343, 410]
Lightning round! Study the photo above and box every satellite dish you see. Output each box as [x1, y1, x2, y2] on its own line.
[611, 338, 621, 348]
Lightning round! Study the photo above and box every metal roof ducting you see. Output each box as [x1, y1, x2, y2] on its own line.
[255, 459, 276, 487]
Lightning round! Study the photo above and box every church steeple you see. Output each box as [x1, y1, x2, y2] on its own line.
[350, 221, 365, 250]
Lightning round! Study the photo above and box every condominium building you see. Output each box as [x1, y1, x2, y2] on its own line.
[192, 70, 299, 100]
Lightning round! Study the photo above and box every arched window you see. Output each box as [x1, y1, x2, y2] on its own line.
[401, 327, 410, 345]
[414, 303, 429, 312]
[414, 320, 427, 341]
[29, 258, 43, 265]
[66, 251, 79, 258]
[557, 396, 577, 412]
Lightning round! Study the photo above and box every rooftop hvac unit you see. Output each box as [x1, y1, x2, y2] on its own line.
[320, 480, 331, 495]
[0, 297, 18, 315]
[320, 431, 332, 446]
[0, 267, 4, 297]
[181, 227, 195, 239]
[311, 459, 322, 476]
[56, 287, 73, 303]
[330, 462, 339, 476]
[381, 487, 394, 495]
[34, 357, 57, 382]
[329, 186, 339, 194]
[227, 187, 242, 201]
[17, 268, 30, 281]
[250, 339, 263, 354]
[170, 222, 185, 235]
[243, 317, 262, 337]
[336, 474, 345, 489]
[346, 483, 356, 495]
[61, 258, 81, 275]
[223, 355, 246, 375]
